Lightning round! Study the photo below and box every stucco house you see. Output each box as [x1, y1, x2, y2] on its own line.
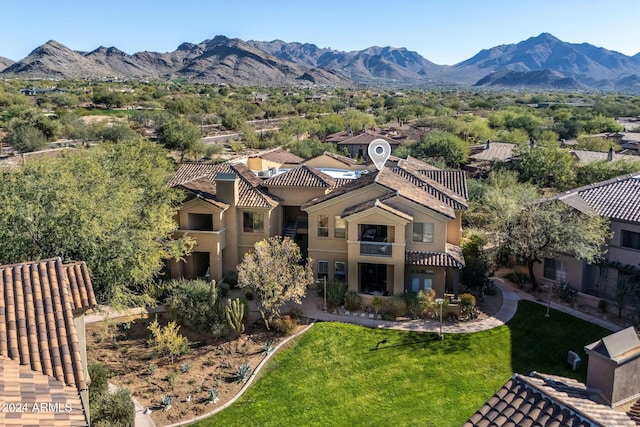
[168, 153, 467, 300]
[532, 171, 640, 308]
[0, 257, 97, 427]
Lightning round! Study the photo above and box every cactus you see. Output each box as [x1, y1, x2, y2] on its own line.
[160, 394, 174, 411]
[225, 298, 246, 337]
[209, 279, 217, 306]
[262, 339, 274, 356]
[206, 388, 219, 404]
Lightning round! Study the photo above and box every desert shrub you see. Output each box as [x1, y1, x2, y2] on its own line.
[597, 298, 608, 313]
[403, 292, 421, 319]
[271, 314, 298, 336]
[504, 271, 530, 288]
[224, 270, 239, 287]
[417, 289, 436, 317]
[383, 296, 407, 319]
[325, 281, 347, 307]
[371, 295, 384, 314]
[459, 293, 477, 317]
[557, 282, 577, 304]
[218, 282, 230, 297]
[236, 362, 252, 383]
[344, 290, 362, 311]
[166, 279, 221, 332]
[89, 363, 134, 427]
[147, 317, 190, 364]
[91, 388, 135, 427]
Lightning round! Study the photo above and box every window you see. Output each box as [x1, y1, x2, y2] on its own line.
[334, 261, 346, 282]
[543, 258, 567, 282]
[334, 216, 346, 238]
[621, 230, 640, 250]
[317, 215, 329, 237]
[413, 223, 434, 243]
[409, 269, 434, 292]
[318, 260, 329, 280]
[243, 211, 264, 233]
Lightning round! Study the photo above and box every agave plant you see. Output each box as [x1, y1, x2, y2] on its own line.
[160, 394, 174, 411]
[262, 339, 274, 356]
[206, 388, 219, 404]
[236, 362, 251, 383]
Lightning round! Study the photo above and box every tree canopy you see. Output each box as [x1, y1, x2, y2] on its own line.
[0, 138, 193, 304]
[238, 236, 313, 328]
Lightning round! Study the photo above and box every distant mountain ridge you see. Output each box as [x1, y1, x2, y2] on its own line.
[2, 33, 640, 91]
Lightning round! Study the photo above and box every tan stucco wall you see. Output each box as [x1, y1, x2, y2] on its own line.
[304, 155, 366, 170]
[609, 220, 640, 266]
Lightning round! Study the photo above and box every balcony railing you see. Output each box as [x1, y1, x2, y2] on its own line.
[360, 241, 392, 257]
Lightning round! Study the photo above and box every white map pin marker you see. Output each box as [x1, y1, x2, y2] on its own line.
[368, 139, 391, 171]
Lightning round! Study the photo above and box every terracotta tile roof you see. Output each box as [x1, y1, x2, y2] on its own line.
[169, 162, 280, 209]
[342, 196, 414, 222]
[263, 165, 336, 188]
[0, 258, 95, 394]
[0, 356, 88, 427]
[554, 171, 640, 223]
[318, 151, 358, 166]
[465, 372, 637, 427]
[406, 244, 465, 268]
[250, 147, 304, 164]
[337, 130, 401, 146]
[469, 142, 517, 162]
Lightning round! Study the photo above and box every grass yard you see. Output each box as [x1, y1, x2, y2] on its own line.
[194, 301, 610, 427]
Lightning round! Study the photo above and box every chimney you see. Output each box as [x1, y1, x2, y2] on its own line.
[362, 124, 366, 133]
[560, 138, 566, 148]
[584, 326, 640, 407]
[347, 124, 352, 137]
[215, 172, 239, 205]
[486, 140, 491, 149]
[607, 146, 614, 162]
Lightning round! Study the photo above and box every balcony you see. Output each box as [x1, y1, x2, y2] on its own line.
[360, 241, 392, 257]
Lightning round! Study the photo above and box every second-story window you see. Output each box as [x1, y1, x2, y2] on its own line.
[621, 230, 640, 250]
[243, 211, 264, 233]
[334, 216, 346, 238]
[413, 223, 434, 243]
[318, 215, 329, 237]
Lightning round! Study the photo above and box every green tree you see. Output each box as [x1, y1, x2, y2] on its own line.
[0, 139, 194, 303]
[238, 236, 313, 328]
[505, 201, 609, 290]
[515, 143, 576, 190]
[156, 118, 203, 162]
[414, 131, 469, 168]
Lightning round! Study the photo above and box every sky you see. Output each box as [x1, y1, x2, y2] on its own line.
[1, 0, 639, 65]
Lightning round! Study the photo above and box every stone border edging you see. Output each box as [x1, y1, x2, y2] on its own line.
[163, 320, 316, 427]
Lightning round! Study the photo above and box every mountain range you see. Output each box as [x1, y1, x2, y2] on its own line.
[2, 33, 640, 91]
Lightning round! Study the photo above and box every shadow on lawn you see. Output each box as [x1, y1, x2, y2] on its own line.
[370, 331, 472, 354]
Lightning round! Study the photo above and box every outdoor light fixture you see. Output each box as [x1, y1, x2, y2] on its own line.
[435, 298, 445, 339]
[316, 276, 327, 311]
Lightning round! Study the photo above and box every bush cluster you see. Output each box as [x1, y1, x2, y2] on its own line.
[89, 362, 135, 427]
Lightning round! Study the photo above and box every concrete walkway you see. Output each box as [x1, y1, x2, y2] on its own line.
[296, 276, 624, 333]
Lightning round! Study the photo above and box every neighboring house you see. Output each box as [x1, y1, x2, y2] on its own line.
[466, 327, 640, 426]
[304, 151, 366, 171]
[168, 154, 467, 301]
[0, 257, 97, 427]
[337, 130, 401, 160]
[532, 172, 640, 305]
[246, 147, 304, 174]
[570, 147, 638, 164]
[468, 141, 517, 163]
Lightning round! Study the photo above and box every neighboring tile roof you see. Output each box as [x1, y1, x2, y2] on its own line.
[570, 149, 638, 163]
[405, 244, 465, 268]
[318, 151, 358, 166]
[554, 171, 640, 223]
[250, 147, 304, 164]
[465, 372, 637, 427]
[0, 356, 88, 427]
[0, 258, 95, 393]
[337, 130, 400, 146]
[469, 142, 517, 162]
[263, 165, 336, 188]
[177, 176, 230, 210]
[169, 162, 280, 209]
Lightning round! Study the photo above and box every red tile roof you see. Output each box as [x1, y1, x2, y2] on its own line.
[405, 244, 465, 268]
[337, 130, 400, 146]
[250, 147, 304, 164]
[465, 372, 637, 427]
[0, 258, 95, 426]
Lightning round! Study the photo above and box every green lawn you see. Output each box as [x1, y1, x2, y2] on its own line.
[194, 301, 609, 427]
